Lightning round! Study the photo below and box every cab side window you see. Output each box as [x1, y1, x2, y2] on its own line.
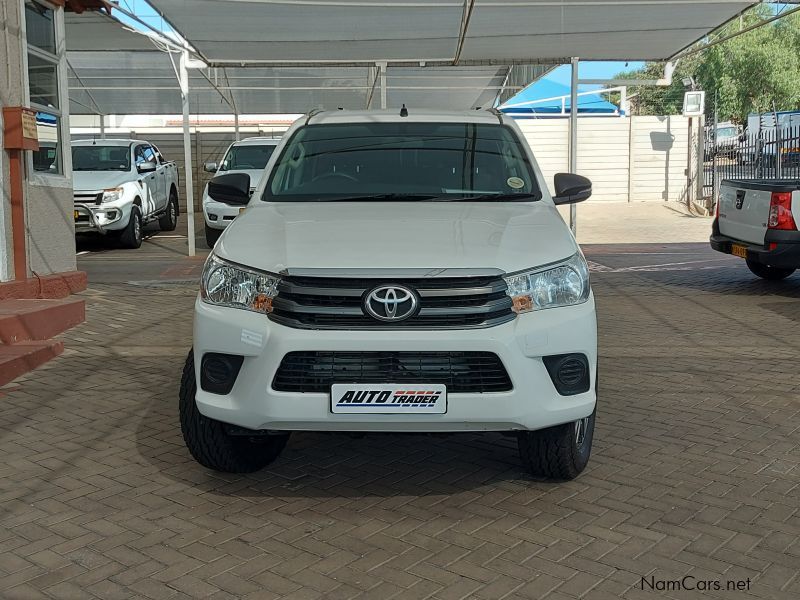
[151, 145, 165, 164]
[135, 145, 157, 166]
[134, 145, 148, 166]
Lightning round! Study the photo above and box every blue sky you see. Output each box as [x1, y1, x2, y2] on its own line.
[115, 0, 638, 88]
[543, 61, 644, 93]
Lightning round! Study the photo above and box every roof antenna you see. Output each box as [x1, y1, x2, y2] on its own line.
[399, 104, 408, 117]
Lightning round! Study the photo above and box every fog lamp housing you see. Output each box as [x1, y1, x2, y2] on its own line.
[543, 353, 590, 396]
[200, 352, 244, 395]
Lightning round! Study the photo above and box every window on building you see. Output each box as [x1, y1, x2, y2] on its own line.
[25, 0, 62, 175]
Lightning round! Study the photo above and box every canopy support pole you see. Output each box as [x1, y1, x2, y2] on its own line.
[100, 114, 106, 139]
[180, 52, 196, 257]
[378, 62, 387, 109]
[569, 57, 579, 236]
[234, 111, 240, 141]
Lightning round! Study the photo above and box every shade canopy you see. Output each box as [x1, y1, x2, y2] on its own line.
[65, 10, 532, 115]
[65, 0, 759, 116]
[66, 49, 514, 115]
[147, 0, 754, 65]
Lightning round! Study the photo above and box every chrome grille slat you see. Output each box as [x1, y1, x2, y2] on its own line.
[270, 274, 515, 330]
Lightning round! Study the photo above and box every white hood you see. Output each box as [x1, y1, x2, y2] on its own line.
[72, 171, 131, 192]
[215, 201, 578, 274]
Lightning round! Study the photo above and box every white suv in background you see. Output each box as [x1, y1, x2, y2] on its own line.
[181, 110, 598, 480]
[202, 137, 280, 246]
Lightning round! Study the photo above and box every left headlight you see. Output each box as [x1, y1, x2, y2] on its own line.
[200, 254, 280, 314]
[504, 252, 590, 314]
[101, 187, 123, 203]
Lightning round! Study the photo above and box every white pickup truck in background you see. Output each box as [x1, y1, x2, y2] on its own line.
[201, 137, 280, 247]
[71, 139, 180, 248]
[711, 179, 800, 279]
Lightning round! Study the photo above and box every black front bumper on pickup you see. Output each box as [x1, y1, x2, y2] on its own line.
[710, 219, 800, 268]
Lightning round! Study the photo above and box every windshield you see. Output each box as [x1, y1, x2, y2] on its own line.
[717, 127, 737, 139]
[71, 145, 131, 171]
[220, 144, 277, 171]
[264, 122, 541, 202]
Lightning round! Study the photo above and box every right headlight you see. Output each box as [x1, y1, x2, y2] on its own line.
[101, 187, 123, 203]
[504, 252, 590, 314]
[200, 254, 280, 314]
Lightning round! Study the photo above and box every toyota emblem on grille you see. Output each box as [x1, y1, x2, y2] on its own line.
[364, 285, 418, 322]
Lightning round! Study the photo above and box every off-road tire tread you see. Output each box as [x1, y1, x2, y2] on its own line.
[517, 411, 594, 481]
[159, 192, 179, 231]
[119, 205, 142, 249]
[179, 351, 288, 473]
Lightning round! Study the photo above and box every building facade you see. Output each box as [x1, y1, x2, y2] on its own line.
[1, 0, 83, 296]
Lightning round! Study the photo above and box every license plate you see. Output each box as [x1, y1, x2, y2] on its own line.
[331, 384, 447, 414]
[731, 244, 748, 258]
[74, 210, 80, 221]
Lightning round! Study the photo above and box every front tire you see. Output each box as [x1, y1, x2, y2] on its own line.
[159, 190, 179, 231]
[517, 409, 595, 480]
[179, 351, 289, 473]
[119, 205, 143, 249]
[205, 225, 222, 248]
[746, 259, 795, 280]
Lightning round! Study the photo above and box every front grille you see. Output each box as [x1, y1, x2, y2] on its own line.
[272, 351, 513, 393]
[270, 275, 515, 330]
[74, 193, 102, 206]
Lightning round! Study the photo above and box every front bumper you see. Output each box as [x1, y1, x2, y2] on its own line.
[74, 202, 129, 233]
[203, 198, 243, 231]
[192, 294, 598, 433]
[710, 220, 800, 268]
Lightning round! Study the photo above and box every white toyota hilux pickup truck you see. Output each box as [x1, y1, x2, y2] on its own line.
[72, 139, 180, 248]
[711, 179, 800, 279]
[202, 137, 280, 247]
[181, 109, 598, 480]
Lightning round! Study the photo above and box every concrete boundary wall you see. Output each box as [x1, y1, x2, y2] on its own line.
[518, 115, 697, 203]
[74, 116, 699, 208]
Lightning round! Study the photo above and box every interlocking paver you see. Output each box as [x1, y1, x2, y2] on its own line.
[2, 227, 800, 599]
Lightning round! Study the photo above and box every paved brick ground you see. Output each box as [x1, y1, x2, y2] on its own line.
[2, 232, 799, 599]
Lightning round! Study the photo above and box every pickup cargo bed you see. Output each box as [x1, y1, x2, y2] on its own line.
[718, 179, 800, 245]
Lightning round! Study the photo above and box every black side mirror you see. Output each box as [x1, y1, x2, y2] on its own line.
[138, 160, 157, 174]
[203, 162, 218, 173]
[553, 173, 592, 205]
[208, 173, 251, 205]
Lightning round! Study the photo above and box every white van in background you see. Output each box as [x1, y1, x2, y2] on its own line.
[202, 137, 280, 246]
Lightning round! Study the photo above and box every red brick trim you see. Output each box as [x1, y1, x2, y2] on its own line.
[0, 271, 88, 300]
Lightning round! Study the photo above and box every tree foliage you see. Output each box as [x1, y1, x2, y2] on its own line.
[616, 7, 800, 123]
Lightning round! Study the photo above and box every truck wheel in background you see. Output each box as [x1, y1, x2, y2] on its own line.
[179, 351, 289, 473]
[205, 225, 222, 248]
[746, 259, 795, 280]
[517, 408, 595, 480]
[159, 190, 179, 231]
[119, 205, 143, 249]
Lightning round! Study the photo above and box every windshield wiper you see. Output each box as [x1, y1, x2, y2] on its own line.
[73, 167, 126, 171]
[312, 193, 440, 202]
[432, 193, 540, 202]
